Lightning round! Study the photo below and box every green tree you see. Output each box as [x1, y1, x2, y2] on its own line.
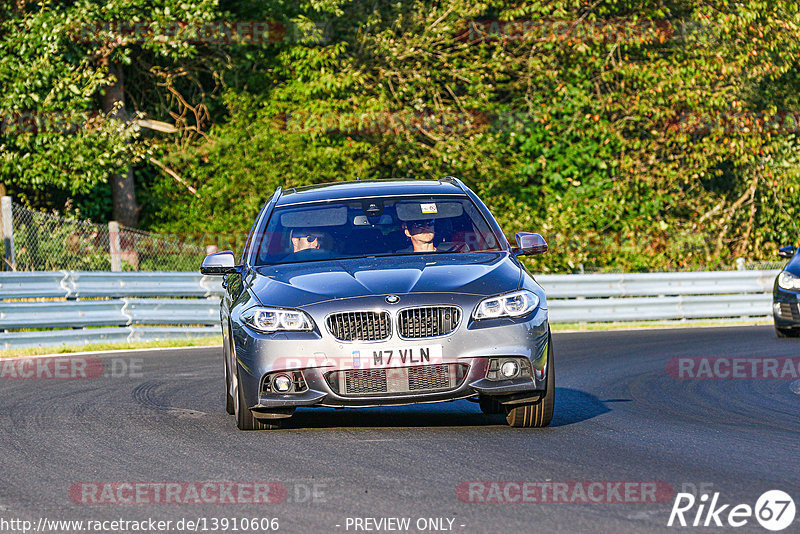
[0, 0, 221, 226]
[4, 0, 800, 272]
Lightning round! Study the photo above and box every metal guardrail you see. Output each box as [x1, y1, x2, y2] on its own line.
[0, 269, 782, 350]
[539, 270, 779, 298]
[0, 327, 220, 349]
[0, 299, 221, 329]
[0, 271, 224, 350]
[0, 271, 222, 299]
[546, 293, 774, 323]
[539, 269, 780, 323]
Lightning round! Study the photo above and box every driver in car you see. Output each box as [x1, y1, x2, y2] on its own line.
[290, 228, 329, 253]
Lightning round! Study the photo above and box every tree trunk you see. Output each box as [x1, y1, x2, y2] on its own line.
[101, 58, 140, 228]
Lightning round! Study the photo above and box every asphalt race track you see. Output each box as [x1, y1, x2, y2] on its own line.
[0, 326, 798, 533]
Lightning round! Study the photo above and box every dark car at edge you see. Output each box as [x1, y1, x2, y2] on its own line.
[774, 243, 800, 337]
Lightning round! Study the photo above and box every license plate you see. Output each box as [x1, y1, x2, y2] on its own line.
[350, 344, 443, 369]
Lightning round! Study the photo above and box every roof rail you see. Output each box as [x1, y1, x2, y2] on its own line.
[441, 175, 466, 192]
[259, 186, 282, 212]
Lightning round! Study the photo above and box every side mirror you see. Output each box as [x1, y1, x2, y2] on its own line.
[513, 232, 548, 256]
[201, 251, 237, 275]
[778, 245, 796, 259]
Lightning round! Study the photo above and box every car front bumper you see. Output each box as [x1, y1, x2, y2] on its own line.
[231, 295, 550, 412]
[774, 286, 800, 329]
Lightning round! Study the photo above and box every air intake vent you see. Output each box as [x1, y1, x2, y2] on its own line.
[326, 311, 391, 341]
[397, 307, 460, 338]
[779, 302, 800, 321]
[327, 364, 468, 397]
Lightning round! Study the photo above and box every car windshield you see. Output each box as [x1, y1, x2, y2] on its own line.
[253, 196, 502, 265]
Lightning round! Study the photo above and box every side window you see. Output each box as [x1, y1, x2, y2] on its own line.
[241, 226, 255, 265]
[456, 202, 499, 251]
[241, 195, 274, 265]
[255, 228, 290, 263]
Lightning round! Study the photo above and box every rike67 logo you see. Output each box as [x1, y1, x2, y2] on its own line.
[668, 490, 796, 531]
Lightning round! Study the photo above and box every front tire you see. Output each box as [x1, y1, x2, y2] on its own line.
[234, 370, 280, 431]
[776, 326, 800, 338]
[506, 335, 555, 428]
[224, 349, 234, 415]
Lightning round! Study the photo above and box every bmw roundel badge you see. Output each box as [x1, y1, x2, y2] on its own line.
[385, 295, 400, 304]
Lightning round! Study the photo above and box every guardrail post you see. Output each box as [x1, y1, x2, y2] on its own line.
[1, 196, 15, 271]
[109, 221, 122, 272]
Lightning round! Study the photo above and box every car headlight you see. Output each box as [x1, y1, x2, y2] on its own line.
[241, 306, 314, 333]
[473, 290, 539, 320]
[778, 271, 800, 291]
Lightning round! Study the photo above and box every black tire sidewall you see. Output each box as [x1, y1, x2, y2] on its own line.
[506, 332, 555, 427]
[224, 328, 235, 414]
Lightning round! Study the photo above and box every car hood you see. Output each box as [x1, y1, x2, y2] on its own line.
[785, 253, 800, 276]
[249, 252, 522, 307]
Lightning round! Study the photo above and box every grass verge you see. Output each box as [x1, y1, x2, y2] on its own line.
[551, 318, 772, 332]
[0, 337, 222, 358]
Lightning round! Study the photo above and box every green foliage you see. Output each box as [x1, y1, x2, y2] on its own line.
[3, 0, 800, 272]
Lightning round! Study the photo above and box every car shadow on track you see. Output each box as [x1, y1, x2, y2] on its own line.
[549, 387, 616, 427]
[273, 388, 614, 429]
[285, 400, 500, 429]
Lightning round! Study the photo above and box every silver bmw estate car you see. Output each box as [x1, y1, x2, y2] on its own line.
[201, 177, 555, 430]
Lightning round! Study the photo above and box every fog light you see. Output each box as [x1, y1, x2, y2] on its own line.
[501, 360, 519, 378]
[273, 374, 292, 393]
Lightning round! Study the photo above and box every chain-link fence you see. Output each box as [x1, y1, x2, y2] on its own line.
[0, 196, 792, 273]
[741, 260, 787, 271]
[115, 225, 208, 271]
[3, 200, 207, 271]
[11, 203, 112, 270]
